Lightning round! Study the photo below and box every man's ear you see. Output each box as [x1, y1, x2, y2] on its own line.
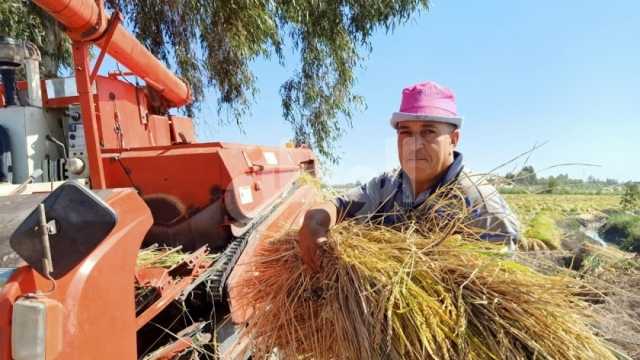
[450, 129, 460, 148]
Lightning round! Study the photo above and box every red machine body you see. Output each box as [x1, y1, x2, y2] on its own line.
[0, 0, 319, 359]
[1, 189, 153, 359]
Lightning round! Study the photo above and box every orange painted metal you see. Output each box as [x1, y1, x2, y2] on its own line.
[95, 76, 152, 149]
[2, 2, 323, 358]
[169, 115, 196, 144]
[100, 25, 191, 107]
[42, 95, 81, 108]
[0, 188, 153, 359]
[32, 0, 106, 39]
[34, 74, 174, 149]
[89, 11, 121, 84]
[102, 144, 229, 210]
[101, 143, 315, 217]
[33, 0, 191, 108]
[147, 115, 172, 146]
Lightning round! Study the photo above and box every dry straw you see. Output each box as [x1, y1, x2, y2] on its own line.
[136, 245, 219, 269]
[137, 245, 189, 268]
[235, 183, 619, 359]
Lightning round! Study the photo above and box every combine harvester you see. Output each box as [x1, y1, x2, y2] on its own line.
[0, 0, 318, 358]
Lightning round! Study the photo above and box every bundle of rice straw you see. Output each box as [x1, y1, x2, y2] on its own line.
[578, 243, 640, 277]
[235, 185, 620, 359]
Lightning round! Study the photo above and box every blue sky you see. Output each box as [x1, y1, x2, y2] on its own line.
[112, 0, 640, 184]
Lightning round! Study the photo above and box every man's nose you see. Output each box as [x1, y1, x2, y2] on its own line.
[402, 135, 424, 150]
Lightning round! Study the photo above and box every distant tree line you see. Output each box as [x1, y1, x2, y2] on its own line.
[500, 166, 634, 195]
[504, 166, 621, 187]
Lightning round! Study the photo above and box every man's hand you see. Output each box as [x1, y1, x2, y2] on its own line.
[298, 203, 338, 271]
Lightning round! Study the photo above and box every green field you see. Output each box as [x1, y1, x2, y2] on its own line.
[504, 194, 621, 221]
[503, 194, 640, 358]
[503, 194, 621, 249]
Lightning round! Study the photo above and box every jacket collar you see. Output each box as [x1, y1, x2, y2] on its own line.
[399, 151, 464, 204]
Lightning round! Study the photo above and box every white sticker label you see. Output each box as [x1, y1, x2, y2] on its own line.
[263, 151, 278, 165]
[238, 186, 253, 205]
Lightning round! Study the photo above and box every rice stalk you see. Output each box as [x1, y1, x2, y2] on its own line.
[235, 184, 619, 359]
[136, 245, 219, 269]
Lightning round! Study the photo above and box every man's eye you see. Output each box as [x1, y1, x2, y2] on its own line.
[399, 131, 410, 136]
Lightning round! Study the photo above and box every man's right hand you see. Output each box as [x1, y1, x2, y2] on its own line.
[298, 204, 337, 271]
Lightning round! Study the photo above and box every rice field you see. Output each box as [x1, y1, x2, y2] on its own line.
[235, 187, 629, 359]
[503, 194, 621, 250]
[504, 194, 620, 226]
[502, 194, 640, 358]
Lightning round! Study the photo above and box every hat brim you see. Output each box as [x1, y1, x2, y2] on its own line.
[390, 112, 463, 129]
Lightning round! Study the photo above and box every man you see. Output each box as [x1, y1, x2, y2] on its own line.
[299, 81, 521, 271]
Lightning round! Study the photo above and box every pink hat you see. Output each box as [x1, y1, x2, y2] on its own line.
[390, 81, 463, 129]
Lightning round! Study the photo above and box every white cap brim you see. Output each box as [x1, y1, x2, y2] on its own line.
[390, 112, 463, 129]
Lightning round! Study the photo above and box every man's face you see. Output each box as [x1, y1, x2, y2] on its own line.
[396, 121, 460, 183]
